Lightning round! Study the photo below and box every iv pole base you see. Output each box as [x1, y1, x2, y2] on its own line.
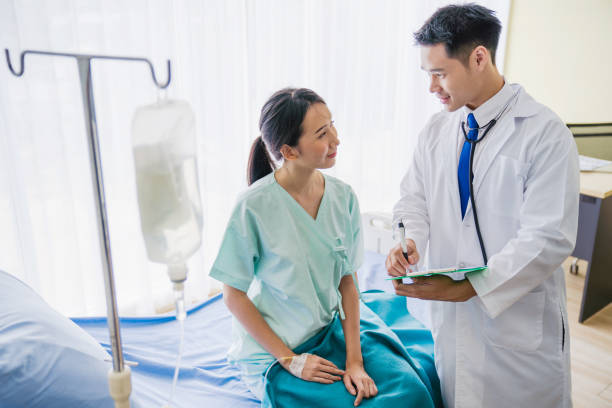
[108, 365, 132, 408]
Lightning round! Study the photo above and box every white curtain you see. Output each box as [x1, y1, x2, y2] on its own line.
[0, 0, 509, 317]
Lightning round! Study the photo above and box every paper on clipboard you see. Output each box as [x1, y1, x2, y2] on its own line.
[386, 266, 487, 279]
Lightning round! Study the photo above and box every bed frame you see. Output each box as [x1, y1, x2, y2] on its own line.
[362, 212, 396, 255]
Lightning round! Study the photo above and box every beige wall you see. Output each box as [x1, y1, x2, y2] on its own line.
[504, 0, 612, 124]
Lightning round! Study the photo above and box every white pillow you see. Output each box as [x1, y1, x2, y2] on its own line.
[0, 270, 126, 407]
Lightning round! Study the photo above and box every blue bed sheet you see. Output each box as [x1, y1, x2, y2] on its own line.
[73, 294, 259, 408]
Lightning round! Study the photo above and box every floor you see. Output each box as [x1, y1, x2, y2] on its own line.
[564, 257, 612, 408]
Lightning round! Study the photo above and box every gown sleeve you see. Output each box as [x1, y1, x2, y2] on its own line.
[346, 187, 364, 275]
[209, 202, 260, 293]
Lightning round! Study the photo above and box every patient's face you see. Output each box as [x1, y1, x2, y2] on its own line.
[420, 43, 478, 112]
[293, 103, 340, 170]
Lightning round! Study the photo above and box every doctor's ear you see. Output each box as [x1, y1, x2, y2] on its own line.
[279, 144, 300, 161]
[470, 46, 489, 71]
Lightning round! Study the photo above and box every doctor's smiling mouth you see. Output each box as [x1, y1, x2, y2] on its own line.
[436, 94, 450, 105]
[328, 152, 337, 158]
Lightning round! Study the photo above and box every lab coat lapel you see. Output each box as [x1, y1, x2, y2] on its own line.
[470, 116, 516, 198]
[471, 86, 539, 200]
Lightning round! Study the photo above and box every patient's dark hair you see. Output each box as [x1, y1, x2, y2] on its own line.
[414, 3, 502, 66]
[247, 88, 326, 185]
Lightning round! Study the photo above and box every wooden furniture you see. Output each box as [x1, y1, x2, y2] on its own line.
[572, 167, 612, 322]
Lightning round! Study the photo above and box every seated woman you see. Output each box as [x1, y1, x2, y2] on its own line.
[210, 88, 441, 407]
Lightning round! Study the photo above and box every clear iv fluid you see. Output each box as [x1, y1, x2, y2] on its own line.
[131, 100, 203, 266]
[133, 150, 202, 265]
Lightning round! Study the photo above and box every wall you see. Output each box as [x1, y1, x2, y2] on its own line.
[504, 0, 612, 124]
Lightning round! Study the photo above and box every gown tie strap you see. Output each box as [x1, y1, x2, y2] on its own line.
[332, 238, 361, 320]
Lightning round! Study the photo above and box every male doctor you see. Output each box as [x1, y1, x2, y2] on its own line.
[386, 4, 579, 408]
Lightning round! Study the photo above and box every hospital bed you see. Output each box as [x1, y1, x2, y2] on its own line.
[0, 212, 432, 407]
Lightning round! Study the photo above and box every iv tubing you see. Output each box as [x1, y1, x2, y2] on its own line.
[165, 316, 185, 407]
[163, 267, 187, 408]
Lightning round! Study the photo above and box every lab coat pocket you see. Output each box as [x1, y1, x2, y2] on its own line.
[480, 155, 528, 219]
[484, 290, 545, 352]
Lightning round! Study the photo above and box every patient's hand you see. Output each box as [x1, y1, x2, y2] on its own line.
[281, 353, 345, 384]
[343, 363, 378, 406]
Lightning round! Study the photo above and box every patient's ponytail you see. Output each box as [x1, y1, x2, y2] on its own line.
[247, 136, 275, 186]
[246, 87, 326, 185]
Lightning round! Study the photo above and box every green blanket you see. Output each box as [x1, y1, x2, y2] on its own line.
[262, 291, 442, 407]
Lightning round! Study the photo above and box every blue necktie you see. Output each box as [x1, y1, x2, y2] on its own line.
[458, 113, 478, 219]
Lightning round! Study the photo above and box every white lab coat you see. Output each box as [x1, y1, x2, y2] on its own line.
[394, 84, 579, 408]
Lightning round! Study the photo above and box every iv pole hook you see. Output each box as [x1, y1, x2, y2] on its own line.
[5, 48, 25, 76]
[4, 48, 171, 89]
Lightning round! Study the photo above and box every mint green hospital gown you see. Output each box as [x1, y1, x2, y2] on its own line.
[209, 172, 363, 397]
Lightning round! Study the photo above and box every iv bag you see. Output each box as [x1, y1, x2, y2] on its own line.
[131, 100, 203, 266]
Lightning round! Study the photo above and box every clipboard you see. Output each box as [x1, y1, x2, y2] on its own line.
[386, 266, 487, 279]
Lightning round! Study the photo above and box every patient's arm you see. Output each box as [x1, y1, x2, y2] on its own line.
[339, 275, 363, 366]
[339, 275, 378, 405]
[222, 284, 344, 384]
[223, 284, 295, 360]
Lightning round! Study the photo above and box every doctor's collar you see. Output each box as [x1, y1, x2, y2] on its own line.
[463, 80, 515, 127]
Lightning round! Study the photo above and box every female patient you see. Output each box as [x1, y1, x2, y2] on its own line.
[210, 88, 438, 407]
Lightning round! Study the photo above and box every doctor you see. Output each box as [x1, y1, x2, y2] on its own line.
[386, 4, 579, 408]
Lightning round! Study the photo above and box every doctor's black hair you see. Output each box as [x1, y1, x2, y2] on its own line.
[414, 3, 502, 66]
[247, 88, 326, 185]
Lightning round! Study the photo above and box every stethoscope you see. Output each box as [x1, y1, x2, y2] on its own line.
[461, 119, 495, 265]
[460, 90, 519, 266]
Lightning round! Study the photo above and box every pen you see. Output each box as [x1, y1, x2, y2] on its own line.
[397, 221, 408, 260]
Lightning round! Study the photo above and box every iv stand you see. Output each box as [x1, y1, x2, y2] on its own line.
[4, 49, 171, 408]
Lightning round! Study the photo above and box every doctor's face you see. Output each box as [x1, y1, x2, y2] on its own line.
[420, 44, 478, 112]
[295, 102, 340, 169]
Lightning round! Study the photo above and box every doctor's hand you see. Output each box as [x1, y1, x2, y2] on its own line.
[392, 275, 477, 302]
[343, 362, 378, 406]
[385, 240, 419, 277]
[281, 353, 345, 384]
